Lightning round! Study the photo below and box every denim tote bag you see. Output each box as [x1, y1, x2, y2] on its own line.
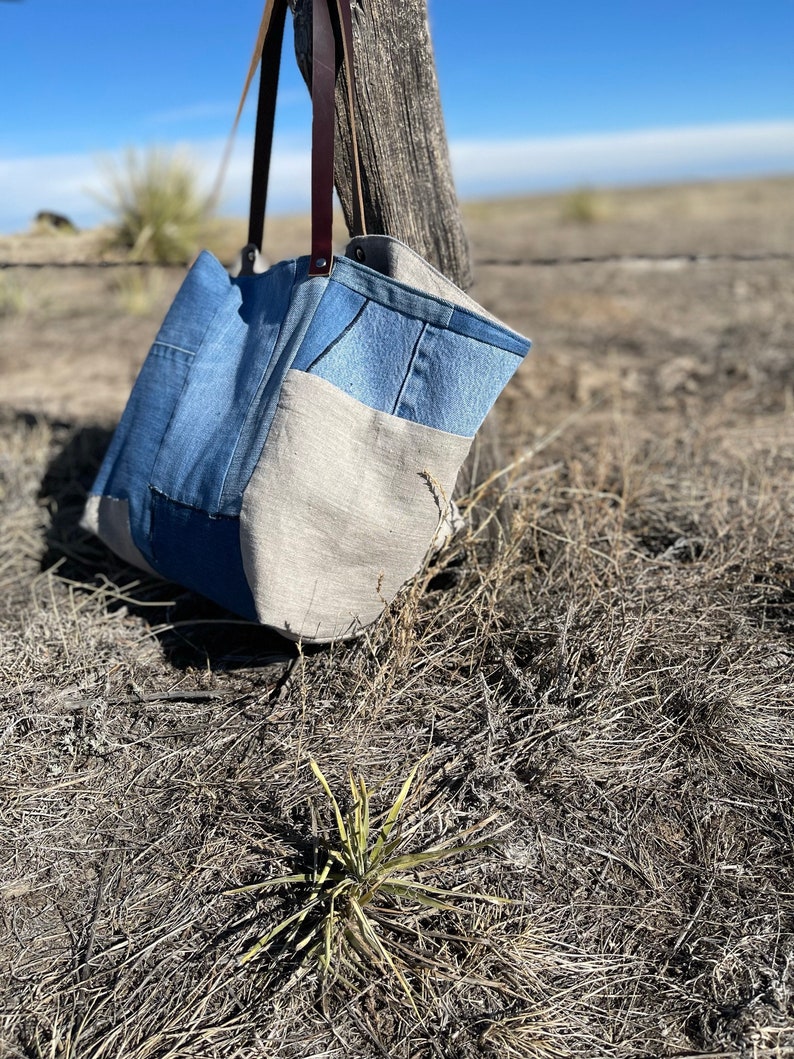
[83, 0, 531, 643]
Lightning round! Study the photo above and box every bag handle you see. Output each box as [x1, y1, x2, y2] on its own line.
[307, 0, 366, 276]
[216, 0, 366, 276]
[247, 0, 289, 254]
[207, 0, 285, 245]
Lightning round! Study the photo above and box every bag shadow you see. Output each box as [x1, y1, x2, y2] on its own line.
[37, 417, 298, 671]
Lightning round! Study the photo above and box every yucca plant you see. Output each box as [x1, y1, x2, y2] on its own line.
[96, 147, 207, 264]
[227, 759, 508, 1007]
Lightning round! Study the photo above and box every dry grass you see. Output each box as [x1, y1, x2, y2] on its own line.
[0, 272, 28, 318]
[1, 177, 794, 1057]
[110, 268, 166, 316]
[2, 406, 792, 1057]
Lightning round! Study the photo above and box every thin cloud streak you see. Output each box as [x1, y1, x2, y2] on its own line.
[450, 121, 794, 195]
[145, 89, 309, 127]
[145, 102, 239, 126]
[0, 121, 792, 234]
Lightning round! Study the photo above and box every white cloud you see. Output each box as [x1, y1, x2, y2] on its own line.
[450, 121, 794, 195]
[0, 137, 311, 233]
[0, 121, 792, 234]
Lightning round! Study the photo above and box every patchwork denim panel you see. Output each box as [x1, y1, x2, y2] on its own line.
[149, 491, 256, 620]
[149, 259, 296, 514]
[89, 343, 193, 564]
[395, 324, 524, 436]
[305, 296, 426, 416]
[294, 254, 530, 437]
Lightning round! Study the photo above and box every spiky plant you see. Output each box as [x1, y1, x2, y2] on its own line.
[227, 759, 508, 1007]
[96, 147, 207, 264]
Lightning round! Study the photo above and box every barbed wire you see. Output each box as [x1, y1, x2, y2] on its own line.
[478, 251, 793, 267]
[0, 251, 791, 270]
[0, 259, 185, 270]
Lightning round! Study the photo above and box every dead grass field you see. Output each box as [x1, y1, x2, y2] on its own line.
[1, 177, 793, 1058]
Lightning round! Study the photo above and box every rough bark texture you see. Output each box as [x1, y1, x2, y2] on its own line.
[289, 0, 472, 290]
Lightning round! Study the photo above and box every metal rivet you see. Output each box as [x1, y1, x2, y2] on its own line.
[246, 249, 256, 261]
[315, 257, 327, 269]
[355, 246, 366, 262]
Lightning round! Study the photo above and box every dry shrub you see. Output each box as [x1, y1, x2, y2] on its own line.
[0, 272, 28, 318]
[560, 187, 607, 225]
[1, 397, 793, 1058]
[96, 148, 208, 264]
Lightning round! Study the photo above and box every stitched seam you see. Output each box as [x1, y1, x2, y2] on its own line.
[392, 322, 427, 417]
[304, 300, 368, 372]
[153, 342, 197, 358]
[149, 485, 240, 520]
[216, 263, 301, 510]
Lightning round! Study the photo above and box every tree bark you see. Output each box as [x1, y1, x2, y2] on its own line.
[289, 0, 472, 291]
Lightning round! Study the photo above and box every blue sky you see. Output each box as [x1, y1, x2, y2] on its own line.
[0, 0, 792, 232]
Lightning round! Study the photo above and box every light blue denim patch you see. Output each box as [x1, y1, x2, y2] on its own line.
[300, 256, 528, 434]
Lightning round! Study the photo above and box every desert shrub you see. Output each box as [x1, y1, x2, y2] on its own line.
[228, 758, 505, 1010]
[560, 186, 604, 224]
[96, 147, 207, 264]
[0, 273, 27, 317]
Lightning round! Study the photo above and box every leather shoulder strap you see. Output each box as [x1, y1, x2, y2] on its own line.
[307, 0, 336, 275]
[215, 0, 365, 270]
[308, 0, 365, 274]
[248, 0, 289, 250]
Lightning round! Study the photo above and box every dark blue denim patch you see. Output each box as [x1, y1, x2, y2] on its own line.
[149, 489, 257, 620]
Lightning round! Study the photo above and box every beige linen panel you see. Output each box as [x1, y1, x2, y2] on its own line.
[240, 370, 472, 643]
[81, 495, 158, 576]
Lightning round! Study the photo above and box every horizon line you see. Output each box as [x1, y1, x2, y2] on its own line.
[0, 118, 792, 234]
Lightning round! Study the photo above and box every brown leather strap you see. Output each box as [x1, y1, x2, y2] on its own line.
[221, 0, 365, 269]
[308, 0, 336, 276]
[248, 0, 289, 249]
[308, 0, 366, 275]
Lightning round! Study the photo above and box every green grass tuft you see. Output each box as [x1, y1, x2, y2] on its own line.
[560, 186, 605, 224]
[109, 267, 164, 316]
[227, 759, 507, 1010]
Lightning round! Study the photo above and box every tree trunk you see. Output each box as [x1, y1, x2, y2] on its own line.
[289, 0, 472, 291]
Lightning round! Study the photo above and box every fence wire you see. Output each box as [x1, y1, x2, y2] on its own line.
[0, 251, 792, 270]
[477, 251, 793, 267]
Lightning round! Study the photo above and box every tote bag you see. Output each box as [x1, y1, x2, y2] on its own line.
[83, 0, 531, 643]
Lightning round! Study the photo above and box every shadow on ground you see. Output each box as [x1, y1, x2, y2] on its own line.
[36, 416, 298, 671]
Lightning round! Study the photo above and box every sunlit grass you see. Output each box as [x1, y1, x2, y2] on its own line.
[227, 759, 508, 1009]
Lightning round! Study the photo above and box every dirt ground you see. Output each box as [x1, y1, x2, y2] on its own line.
[1, 177, 793, 1058]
